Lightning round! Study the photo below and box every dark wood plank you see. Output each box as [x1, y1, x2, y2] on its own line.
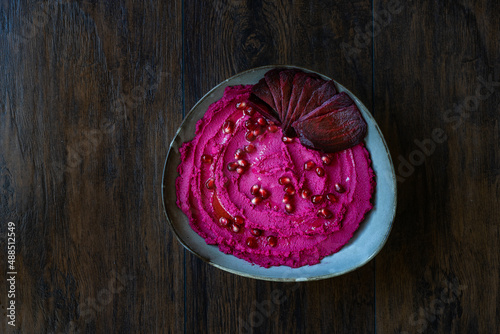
[373, 0, 500, 333]
[0, 1, 184, 333]
[183, 1, 374, 333]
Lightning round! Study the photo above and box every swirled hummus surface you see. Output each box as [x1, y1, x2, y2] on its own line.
[176, 85, 375, 268]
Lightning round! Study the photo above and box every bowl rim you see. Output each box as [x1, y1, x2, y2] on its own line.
[161, 65, 397, 282]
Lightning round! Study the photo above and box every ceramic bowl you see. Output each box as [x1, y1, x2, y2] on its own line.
[162, 65, 396, 281]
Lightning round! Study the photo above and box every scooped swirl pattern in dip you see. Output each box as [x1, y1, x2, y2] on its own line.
[176, 85, 375, 268]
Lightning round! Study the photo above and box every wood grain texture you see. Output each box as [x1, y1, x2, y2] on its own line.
[373, 1, 500, 333]
[0, 0, 184, 333]
[0, 0, 499, 333]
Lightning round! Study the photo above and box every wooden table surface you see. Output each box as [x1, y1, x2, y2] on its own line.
[1, 0, 499, 333]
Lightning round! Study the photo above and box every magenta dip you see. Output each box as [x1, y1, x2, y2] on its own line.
[176, 85, 375, 268]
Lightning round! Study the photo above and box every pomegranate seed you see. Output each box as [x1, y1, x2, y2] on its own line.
[256, 117, 267, 126]
[235, 149, 245, 159]
[223, 120, 234, 134]
[236, 167, 245, 174]
[244, 144, 255, 153]
[317, 208, 333, 219]
[234, 216, 245, 226]
[218, 217, 229, 227]
[282, 136, 293, 143]
[236, 101, 247, 109]
[205, 178, 215, 190]
[278, 176, 291, 185]
[304, 160, 315, 171]
[245, 131, 256, 142]
[253, 127, 265, 136]
[315, 167, 325, 177]
[311, 195, 324, 204]
[245, 119, 256, 130]
[251, 228, 262, 236]
[300, 188, 311, 199]
[243, 106, 255, 116]
[252, 197, 262, 205]
[227, 162, 238, 171]
[321, 155, 333, 165]
[285, 203, 294, 213]
[282, 194, 293, 204]
[335, 183, 346, 193]
[238, 159, 250, 168]
[284, 184, 296, 195]
[267, 236, 277, 247]
[259, 188, 270, 199]
[201, 154, 213, 164]
[251, 184, 260, 196]
[246, 237, 257, 248]
[232, 224, 241, 233]
[326, 193, 337, 202]
[268, 124, 278, 133]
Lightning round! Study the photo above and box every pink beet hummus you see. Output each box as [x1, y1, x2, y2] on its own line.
[176, 85, 375, 268]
